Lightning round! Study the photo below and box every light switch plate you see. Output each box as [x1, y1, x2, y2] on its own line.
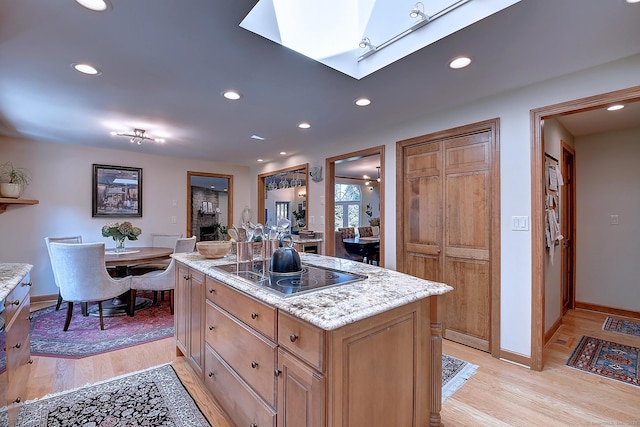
[610, 215, 619, 225]
[512, 216, 529, 231]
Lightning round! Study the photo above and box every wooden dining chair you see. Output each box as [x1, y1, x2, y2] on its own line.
[338, 227, 356, 239]
[48, 242, 132, 330]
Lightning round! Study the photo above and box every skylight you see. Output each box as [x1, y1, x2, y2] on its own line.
[240, 0, 521, 80]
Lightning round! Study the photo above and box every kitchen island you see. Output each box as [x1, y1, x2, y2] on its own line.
[173, 252, 453, 427]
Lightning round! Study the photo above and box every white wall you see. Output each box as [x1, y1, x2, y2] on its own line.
[575, 126, 640, 312]
[0, 136, 250, 298]
[542, 118, 575, 333]
[252, 54, 640, 357]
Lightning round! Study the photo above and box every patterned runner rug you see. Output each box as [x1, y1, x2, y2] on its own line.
[30, 291, 173, 358]
[603, 317, 640, 337]
[566, 336, 639, 387]
[442, 353, 478, 402]
[2, 364, 211, 426]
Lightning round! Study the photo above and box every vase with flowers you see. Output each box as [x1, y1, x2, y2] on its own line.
[101, 221, 142, 252]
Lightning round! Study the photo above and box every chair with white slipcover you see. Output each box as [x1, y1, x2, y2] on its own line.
[130, 236, 196, 315]
[44, 235, 82, 312]
[48, 242, 132, 331]
[128, 233, 183, 274]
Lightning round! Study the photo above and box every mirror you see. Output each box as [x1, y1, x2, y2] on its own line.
[326, 146, 384, 265]
[258, 164, 308, 233]
[187, 171, 233, 241]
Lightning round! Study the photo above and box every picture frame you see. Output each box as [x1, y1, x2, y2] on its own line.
[92, 164, 142, 217]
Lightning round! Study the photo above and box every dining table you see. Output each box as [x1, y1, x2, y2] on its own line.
[100, 246, 174, 316]
[342, 237, 380, 264]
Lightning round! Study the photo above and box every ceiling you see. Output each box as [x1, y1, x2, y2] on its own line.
[1, 0, 640, 174]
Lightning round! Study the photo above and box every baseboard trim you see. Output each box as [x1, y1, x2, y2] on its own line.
[499, 349, 531, 368]
[544, 317, 562, 345]
[575, 302, 640, 320]
[32, 294, 58, 304]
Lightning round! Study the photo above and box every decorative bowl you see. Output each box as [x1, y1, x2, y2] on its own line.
[196, 241, 232, 259]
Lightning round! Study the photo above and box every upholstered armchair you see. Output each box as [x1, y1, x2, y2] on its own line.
[358, 226, 374, 237]
[129, 233, 183, 273]
[48, 242, 132, 331]
[45, 235, 82, 311]
[338, 227, 356, 239]
[130, 236, 196, 315]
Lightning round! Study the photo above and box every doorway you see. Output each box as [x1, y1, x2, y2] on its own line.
[187, 171, 233, 242]
[561, 142, 576, 315]
[530, 85, 640, 371]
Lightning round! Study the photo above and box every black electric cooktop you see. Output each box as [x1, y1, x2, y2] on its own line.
[212, 261, 367, 298]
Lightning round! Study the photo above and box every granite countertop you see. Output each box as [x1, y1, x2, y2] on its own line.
[0, 263, 33, 301]
[173, 252, 453, 331]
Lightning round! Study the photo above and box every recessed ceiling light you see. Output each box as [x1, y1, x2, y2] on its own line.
[607, 104, 625, 111]
[626, 0, 640, 4]
[222, 91, 241, 100]
[280, 151, 287, 155]
[251, 134, 265, 140]
[75, 0, 110, 11]
[72, 63, 101, 75]
[257, 159, 264, 162]
[449, 56, 472, 69]
[355, 98, 371, 107]
[298, 122, 311, 129]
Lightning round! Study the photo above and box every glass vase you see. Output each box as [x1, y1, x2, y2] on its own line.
[115, 237, 126, 253]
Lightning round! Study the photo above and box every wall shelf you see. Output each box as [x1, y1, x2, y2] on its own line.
[0, 198, 39, 214]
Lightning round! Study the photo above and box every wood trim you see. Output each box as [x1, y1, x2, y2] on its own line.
[530, 85, 640, 371]
[498, 349, 531, 368]
[187, 171, 234, 240]
[31, 294, 58, 304]
[575, 302, 640, 320]
[257, 163, 308, 226]
[544, 316, 562, 345]
[396, 118, 501, 358]
[0, 198, 39, 214]
[325, 146, 385, 266]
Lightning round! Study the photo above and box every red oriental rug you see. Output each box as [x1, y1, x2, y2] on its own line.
[566, 336, 640, 387]
[29, 291, 173, 358]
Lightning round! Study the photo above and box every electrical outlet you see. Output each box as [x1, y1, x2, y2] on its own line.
[610, 215, 619, 225]
[172, 199, 177, 207]
[320, 216, 324, 225]
[309, 216, 315, 225]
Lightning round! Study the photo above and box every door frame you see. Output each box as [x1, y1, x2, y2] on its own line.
[560, 141, 576, 315]
[325, 146, 385, 266]
[530, 85, 640, 370]
[395, 118, 501, 358]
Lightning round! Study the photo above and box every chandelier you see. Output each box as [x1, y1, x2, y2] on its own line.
[111, 128, 165, 145]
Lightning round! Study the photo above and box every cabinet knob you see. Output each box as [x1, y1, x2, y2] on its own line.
[289, 333, 298, 342]
[14, 397, 21, 404]
[28, 359, 34, 364]
[251, 312, 259, 319]
[5, 300, 19, 307]
[183, 274, 191, 280]
[250, 424, 258, 427]
[12, 343, 21, 349]
[209, 288, 215, 294]
[28, 315, 33, 321]
[209, 325, 215, 331]
[22, 282, 33, 287]
[208, 371, 214, 378]
[274, 369, 281, 377]
[251, 361, 259, 369]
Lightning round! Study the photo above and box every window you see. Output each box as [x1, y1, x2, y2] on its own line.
[335, 184, 361, 230]
[275, 201, 290, 223]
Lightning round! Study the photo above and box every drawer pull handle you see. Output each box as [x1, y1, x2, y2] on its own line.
[22, 282, 33, 287]
[29, 315, 33, 321]
[209, 325, 215, 331]
[28, 359, 34, 364]
[250, 424, 258, 427]
[251, 361, 259, 369]
[208, 371, 214, 378]
[209, 288, 215, 294]
[289, 333, 298, 342]
[12, 343, 21, 349]
[183, 274, 190, 280]
[14, 397, 21, 403]
[251, 312, 259, 319]
[5, 300, 19, 307]
[274, 369, 281, 377]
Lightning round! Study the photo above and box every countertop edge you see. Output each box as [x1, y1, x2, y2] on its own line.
[0, 263, 34, 301]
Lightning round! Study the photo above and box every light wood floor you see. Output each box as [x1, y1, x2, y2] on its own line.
[11, 304, 640, 426]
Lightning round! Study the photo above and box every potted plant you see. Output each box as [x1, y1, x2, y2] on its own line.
[0, 161, 31, 198]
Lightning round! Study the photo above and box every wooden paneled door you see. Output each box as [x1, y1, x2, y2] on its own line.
[561, 142, 576, 315]
[396, 119, 500, 354]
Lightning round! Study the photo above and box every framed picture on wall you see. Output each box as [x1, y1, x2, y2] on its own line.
[92, 164, 142, 217]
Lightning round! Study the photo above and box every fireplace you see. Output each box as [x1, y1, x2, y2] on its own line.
[200, 226, 217, 241]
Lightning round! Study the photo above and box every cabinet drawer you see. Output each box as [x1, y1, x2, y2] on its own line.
[206, 301, 277, 407]
[206, 276, 277, 340]
[3, 275, 30, 324]
[278, 311, 324, 372]
[6, 301, 31, 406]
[204, 345, 276, 427]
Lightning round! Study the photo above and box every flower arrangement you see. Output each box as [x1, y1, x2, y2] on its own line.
[101, 221, 142, 251]
[369, 217, 380, 227]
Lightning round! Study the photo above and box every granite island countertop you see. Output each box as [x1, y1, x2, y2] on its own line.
[0, 263, 33, 301]
[172, 252, 453, 331]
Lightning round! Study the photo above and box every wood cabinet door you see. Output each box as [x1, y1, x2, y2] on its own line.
[398, 124, 497, 353]
[277, 349, 324, 427]
[175, 262, 190, 356]
[189, 269, 205, 375]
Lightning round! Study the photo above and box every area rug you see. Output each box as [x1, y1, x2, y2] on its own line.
[7, 364, 211, 426]
[30, 291, 173, 358]
[603, 317, 640, 337]
[442, 353, 478, 403]
[566, 336, 639, 387]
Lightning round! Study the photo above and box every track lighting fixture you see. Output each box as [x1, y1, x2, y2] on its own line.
[409, 2, 428, 21]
